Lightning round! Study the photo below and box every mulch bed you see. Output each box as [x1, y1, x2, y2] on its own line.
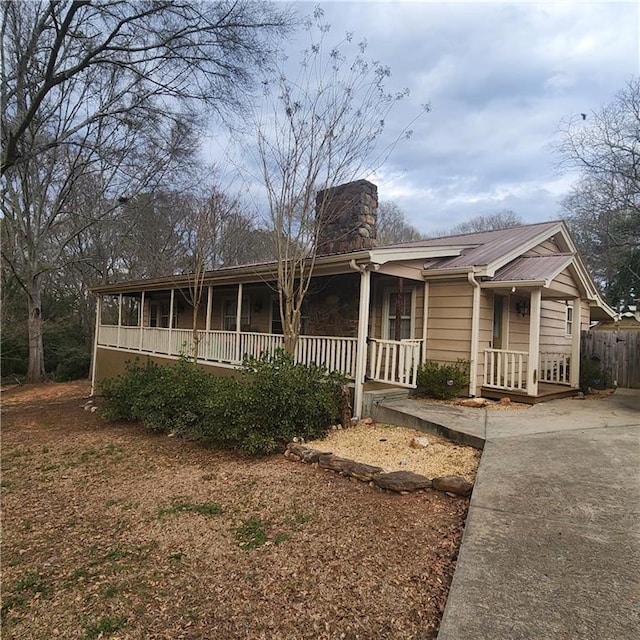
[1, 382, 470, 640]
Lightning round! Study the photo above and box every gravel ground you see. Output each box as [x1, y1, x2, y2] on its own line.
[306, 423, 480, 483]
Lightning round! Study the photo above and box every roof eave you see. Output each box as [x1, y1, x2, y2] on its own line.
[90, 250, 372, 294]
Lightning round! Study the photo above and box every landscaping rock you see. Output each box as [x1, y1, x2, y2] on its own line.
[373, 471, 432, 492]
[459, 397, 489, 408]
[358, 417, 375, 427]
[286, 443, 325, 463]
[410, 436, 430, 449]
[499, 397, 512, 405]
[432, 475, 473, 497]
[340, 459, 384, 482]
[318, 453, 353, 472]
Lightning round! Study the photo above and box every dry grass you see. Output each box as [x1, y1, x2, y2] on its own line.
[1, 382, 474, 640]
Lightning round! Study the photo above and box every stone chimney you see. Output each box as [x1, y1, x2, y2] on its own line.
[315, 180, 378, 255]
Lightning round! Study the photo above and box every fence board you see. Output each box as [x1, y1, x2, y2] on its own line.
[581, 330, 640, 389]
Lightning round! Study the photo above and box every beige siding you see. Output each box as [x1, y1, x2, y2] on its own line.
[580, 300, 590, 331]
[524, 238, 561, 257]
[548, 267, 581, 298]
[425, 280, 473, 364]
[539, 300, 572, 353]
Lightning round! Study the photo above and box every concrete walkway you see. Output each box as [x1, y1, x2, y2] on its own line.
[374, 390, 640, 640]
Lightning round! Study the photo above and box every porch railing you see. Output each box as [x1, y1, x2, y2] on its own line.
[97, 325, 357, 378]
[368, 338, 423, 388]
[539, 352, 571, 386]
[483, 348, 528, 391]
[484, 349, 573, 390]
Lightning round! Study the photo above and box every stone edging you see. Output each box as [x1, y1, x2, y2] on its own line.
[284, 443, 473, 497]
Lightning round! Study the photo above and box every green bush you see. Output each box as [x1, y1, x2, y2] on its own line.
[100, 357, 235, 436]
[54, 348, 91, 381]
[416, 359, 470, 400]
[237, 350, 347, 454]
[99, 351, 347, 455]
[580, 355, 612, 391]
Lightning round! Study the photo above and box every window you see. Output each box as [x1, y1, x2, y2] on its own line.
[566, 304, 574, 336]
[222, 296, 250, 331]
[149, 300, 176, 328]
[385, 290, 413, 340]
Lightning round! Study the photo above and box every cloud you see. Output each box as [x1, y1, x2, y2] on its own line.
[207, 1, 639, 235]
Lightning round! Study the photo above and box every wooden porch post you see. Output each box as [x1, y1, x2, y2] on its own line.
[422, 281, 429, 362]
[206, 285, 213, 332]
[139, 291, 145, 350]
[235, 283, 243, 363]
[527, 289, 542, 396]
[90, 295, 102, 395]
[570, 298, 581, 387]
[354, 268, 371, 419]
[117, 293, 123, 348]
[168, 289, 175, 355]
[468, 273, 481, 397]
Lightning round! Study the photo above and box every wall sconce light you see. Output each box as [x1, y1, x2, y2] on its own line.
[515, 300, 530, 317]
[253, 300, 263, 313]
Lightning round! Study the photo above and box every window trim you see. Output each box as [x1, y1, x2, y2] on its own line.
[221, 295, 250, 332]
[565, 302, 574, 337]
[382, 286, 415, 340]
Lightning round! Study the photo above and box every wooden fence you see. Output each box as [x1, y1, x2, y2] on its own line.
[581, 330, 640, 389]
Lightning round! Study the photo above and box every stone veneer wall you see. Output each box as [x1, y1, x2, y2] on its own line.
[316, 180, 378, 255]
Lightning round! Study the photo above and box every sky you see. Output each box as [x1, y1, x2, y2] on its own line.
[207, 1, 640, 235]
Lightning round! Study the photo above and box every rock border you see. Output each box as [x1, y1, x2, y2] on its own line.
[285, 443, 473, 497]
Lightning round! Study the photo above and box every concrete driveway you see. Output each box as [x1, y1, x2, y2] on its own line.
[375, 390, 640, 640]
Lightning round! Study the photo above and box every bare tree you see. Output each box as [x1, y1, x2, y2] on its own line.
[450, 210, 523, 235]
[251, 9, 427, 352]
[556, 79, 640, 308]
[178, 184, 251, 358]
[1, 0, 293, 175]
[376, 200, 425, 244]
[0, 0, 292, 381]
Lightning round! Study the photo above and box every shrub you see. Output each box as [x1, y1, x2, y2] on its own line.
[54, 347, 91, 381]
[416, 359, 470, 400]
[236, 350, 347, 454]
[580, 355, 612, 391]
[100, 357, 235, 435]
[100, 351, 347, 455]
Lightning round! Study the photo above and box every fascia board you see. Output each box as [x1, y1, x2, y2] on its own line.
[369, 246, 465, 265]
[422, 267, 472, 280]
[481, 279, 546, 289]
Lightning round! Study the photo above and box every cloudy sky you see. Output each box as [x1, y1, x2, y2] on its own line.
[209, 1, 639, 235]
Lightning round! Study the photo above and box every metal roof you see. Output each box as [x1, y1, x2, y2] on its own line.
[405, 221, 564, 271]
[491, 254, 574, 283]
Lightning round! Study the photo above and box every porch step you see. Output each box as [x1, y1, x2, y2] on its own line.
[481, 385, 580, 404]
[362, 387, 411, 418]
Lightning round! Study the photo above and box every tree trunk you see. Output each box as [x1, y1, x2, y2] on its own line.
[282, 297, 300, 355]
[27, 276, 45, 382]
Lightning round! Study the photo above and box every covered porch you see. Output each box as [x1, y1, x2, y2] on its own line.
[92, 267, 426, 416]
[477, 279, 583, 400]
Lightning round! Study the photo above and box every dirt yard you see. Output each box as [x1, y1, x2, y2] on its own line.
[1, 382, 475, 640]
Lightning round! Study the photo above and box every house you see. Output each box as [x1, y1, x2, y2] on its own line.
[91, 180, 616, 417]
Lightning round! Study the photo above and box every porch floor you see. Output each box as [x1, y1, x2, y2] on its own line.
[481, 383, 579, 404]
